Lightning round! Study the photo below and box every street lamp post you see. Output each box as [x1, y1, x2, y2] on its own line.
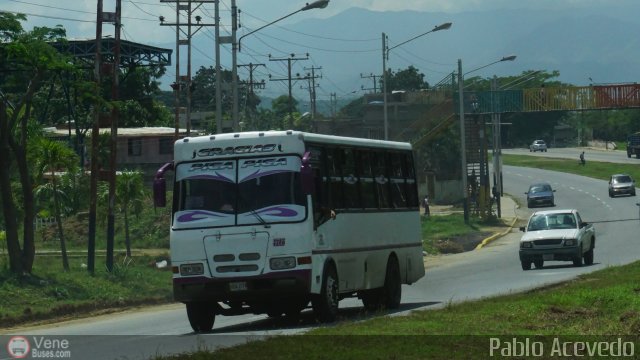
[382, 22, 452, 140]
[233, 0, 329, 131]
[458, 55, 516, 222]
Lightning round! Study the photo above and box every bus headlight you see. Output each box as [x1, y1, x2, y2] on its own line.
[180, 263, 204, 276]
[270, 256, 296, 270]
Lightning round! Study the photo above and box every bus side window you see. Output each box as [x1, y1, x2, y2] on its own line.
[390, 152, 407, 208]
[374, 151, 390, 208]
[359, 150, 376, 209]
[341, 148, 359, 209]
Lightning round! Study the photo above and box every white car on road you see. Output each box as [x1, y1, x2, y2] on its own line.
[519, 209, 595, 270]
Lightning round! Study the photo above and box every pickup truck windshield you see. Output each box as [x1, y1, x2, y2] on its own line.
[527, 213, 576, 231]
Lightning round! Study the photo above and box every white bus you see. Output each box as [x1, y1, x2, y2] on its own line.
[153, 130, 425, 332]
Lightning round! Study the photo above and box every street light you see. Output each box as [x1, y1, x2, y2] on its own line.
[463, 55, 516, 76]
[458, 55, 516, 223]
[382, 22, 452, 140]
[238, 0, 329, 51]
[231, 0, 329, 132]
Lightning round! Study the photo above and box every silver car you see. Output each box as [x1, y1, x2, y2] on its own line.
[608, 174, 636, 197]
[529, 140, 547, 152]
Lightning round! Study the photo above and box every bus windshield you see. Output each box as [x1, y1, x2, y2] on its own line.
[174, 155, 306, 228]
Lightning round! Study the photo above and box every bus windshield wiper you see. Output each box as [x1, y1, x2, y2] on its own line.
[251, 209, 270, 228]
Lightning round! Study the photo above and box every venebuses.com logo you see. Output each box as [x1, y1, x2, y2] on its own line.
[6, 336, 30, 359]
[5, 335, 72, 359]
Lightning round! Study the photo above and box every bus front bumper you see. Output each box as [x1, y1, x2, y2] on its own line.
[173, 269, 311, 303]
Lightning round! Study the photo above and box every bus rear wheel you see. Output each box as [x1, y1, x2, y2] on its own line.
[186, 302, 215, 332]
[312, 263, 339, 322]
[382, 256, 402, 309]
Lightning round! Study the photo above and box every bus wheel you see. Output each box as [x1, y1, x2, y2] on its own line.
[312, 263, 339, 322]
[382, 256, 402, 309]
[186, 302, 215, 332]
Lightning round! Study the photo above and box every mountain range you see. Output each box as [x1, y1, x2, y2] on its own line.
[153, 4, 640, 113]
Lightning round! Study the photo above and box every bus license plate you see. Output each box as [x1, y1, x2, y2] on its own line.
[229, 282, 248, 291]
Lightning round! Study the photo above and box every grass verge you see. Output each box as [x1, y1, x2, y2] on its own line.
[0, 254, 173, 328]
[501, 153, 640, 181]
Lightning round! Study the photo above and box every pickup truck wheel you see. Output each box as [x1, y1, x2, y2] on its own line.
[521, 261, 532, 271]
[573, 255, 583, 267]
[584, 247, 594, 265]
[533, 259, 544, 269]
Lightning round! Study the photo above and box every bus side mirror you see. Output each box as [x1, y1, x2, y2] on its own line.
[301, 151, 314, 195]
[153, 162, 174, 208]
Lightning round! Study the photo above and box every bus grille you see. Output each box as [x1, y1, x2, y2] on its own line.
[216, 265, 259, 273]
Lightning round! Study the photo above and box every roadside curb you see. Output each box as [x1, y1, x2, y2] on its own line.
[475, 215, 519, 250]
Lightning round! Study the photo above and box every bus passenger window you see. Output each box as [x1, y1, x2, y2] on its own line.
[341, 148, 359, 209]
[374, 152, 390, 208]
[390, 153, 407, 208]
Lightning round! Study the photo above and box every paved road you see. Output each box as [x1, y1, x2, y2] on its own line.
[4, 165, 640, 360]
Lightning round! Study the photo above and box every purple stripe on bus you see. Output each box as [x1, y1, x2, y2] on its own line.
[184, 172, 234, 182]
[256, 206, 298, 217]
[177, 211, 227, 222]
[241, 169, 289, 182]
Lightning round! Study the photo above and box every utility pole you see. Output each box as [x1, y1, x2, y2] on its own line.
[360, 72, 379, 93]
[330, 92, 337, 118]
[304, 66, 322, 119]
[238, 62, 265, 130]
[88, 0, 104, 275]
[105, 0, 122, 271]
[268, 53, 309, 128]
[160, 0, 216, 137]
[238, 63, 266, 94]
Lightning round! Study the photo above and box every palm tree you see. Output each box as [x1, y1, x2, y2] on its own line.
[116, 171, 145, 257]
[35, 139, 79, 271]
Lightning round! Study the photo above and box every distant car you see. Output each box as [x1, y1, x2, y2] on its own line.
[526, 182, 555, 208]
[608, 174, 636, 197]
[519, 209, 595, 270]
[529, 140, 547, 152]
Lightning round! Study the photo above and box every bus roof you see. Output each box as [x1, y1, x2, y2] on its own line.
[178, 130, 413, 151]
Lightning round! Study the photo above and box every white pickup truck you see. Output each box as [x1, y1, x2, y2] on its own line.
[519, 209, 595, 270]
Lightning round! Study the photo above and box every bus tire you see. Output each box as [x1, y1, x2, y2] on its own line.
[186, 302, 215, 332]
[382, 256, 402, 309]
[312, 263, 339, 322]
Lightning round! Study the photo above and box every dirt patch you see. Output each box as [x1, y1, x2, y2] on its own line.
[434, 232, 492, 254]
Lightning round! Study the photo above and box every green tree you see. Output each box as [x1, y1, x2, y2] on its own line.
[34, 139, 79, 271]
[384, 65, 429, 92]
[0, 13, 72, 274]
[116, 171, 145, 257]
[271, 95, 299, 129]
